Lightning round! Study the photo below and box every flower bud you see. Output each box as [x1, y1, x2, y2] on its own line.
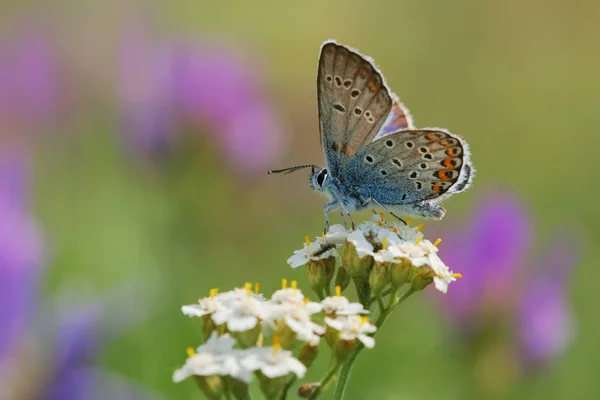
[307, 255, 336, 297]
[390, 258, 414, 288]
[332, 338, 355, 362]
[297, 342, 319, 368]
[232, 323, 261, 348]
[341, 240, 373, 278]
[201, 315, 217, 341]
[225, 377, 250, 400]
[257, 373, 286, 400]
[334, 265, 351, 291]
[195, 375, 224, 399]
[369, 261, 390, 295]
[298, 383, 320, 398]
[410, 266, 435, 292]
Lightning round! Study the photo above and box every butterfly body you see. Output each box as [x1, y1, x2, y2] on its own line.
[271, 40, 473, 232]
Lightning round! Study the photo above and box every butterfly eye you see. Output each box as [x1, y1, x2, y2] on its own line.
[317, 169, 328, 186]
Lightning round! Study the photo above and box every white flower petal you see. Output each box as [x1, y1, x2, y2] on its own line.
[358, 334, 376, 349]
[227, 315, 259, 332]
[182, 304, 210, 317]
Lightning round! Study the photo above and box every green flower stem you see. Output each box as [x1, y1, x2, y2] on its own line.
[367, 287, 393, 307]
[308, 361, 342, 400]
[334, 287, 416, 400]
[280, 376, 297, 400]
[376, 294, 386, 316]
[324, 284, 332, 298]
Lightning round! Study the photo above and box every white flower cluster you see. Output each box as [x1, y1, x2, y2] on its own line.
[173, 332, 306, 383]
[174, 283, 376, 385]
[287, 215, 460, 293]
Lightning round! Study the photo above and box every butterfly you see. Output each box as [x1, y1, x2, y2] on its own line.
[269, 40, 473, 232]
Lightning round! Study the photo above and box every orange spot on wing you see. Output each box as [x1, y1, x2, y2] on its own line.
[425, 133, 438, 141]
[443, 158, 455, 169]
[446, 148, 458, 157]
[339, 143, 356, 156]
[366, 79, 378, 92]
[440, 139, 453, 147]
[437, 169, 453, 181]
[432, 182, 442, 194]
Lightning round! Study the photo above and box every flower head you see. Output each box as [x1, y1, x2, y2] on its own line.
[212, 286, 267, 332]
[325, 315, 377, 349]
[433, 191, 580, 371]
[118, 26, 283, 173]
[287, 226, 347, 269]
[240, 341, 307, 379]
[320, 294, 368, 317]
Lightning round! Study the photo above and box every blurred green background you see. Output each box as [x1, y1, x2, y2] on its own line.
[2, 0, 599, 398]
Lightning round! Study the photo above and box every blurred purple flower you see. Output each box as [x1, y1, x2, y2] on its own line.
[518, 235, 578, 369]
[118, 28, 283, 173]
[0, 149, 43, 363]
[0, 29, 61, 134]
[0, 150, 155, 399]
[435, 191, 579, 369]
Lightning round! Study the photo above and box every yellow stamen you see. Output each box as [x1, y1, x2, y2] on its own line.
[417, 222, 424, 232]
[244, 282, 252, 296]
[377, 220, 383, 227]
[335, 285, 341, 296]
[291, 280, 298, 289]
[382, 237, 388, 250]
[360, 316, 369, 325]
[379, 212, 385, 220]
[433, 238, 442, 247]
[186, 347, 196, 358]
[415, 236, 423, 245]
[406, 217, 412, 225]
[272, 336, 281, 354]
[392, 227, 398, 233]
[304, 297, 310, 304]
[452, 273, 463, 279]
[281, 278, 288, 289]
[254, 282, 260, 294]
[304, 236, 311, 246]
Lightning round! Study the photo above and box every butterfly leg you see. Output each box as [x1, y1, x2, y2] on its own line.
[370, 198, 407, 225]
[340, 202, 355, 230]
[340, 211, 348, 229]
[323, 199, 338, 233]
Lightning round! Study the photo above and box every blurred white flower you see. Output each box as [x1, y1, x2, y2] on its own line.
[173, 333, 252, 383]
[241, 344, 307, 379]
[320, 295, 368, 316]
[325, 315, 377, 349]
[266, 283, 324, 344]
[287, 225, 348, 269]
[212, 287, 266, 332]
[182, 289, 223, 318]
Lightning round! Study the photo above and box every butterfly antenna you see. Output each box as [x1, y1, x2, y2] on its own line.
[268, 165, 318, 175]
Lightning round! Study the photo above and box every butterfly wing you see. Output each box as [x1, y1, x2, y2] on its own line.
[317, 41, 395, 177]
[346, 128, 473, 205]
[374, 96, 413, 139]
